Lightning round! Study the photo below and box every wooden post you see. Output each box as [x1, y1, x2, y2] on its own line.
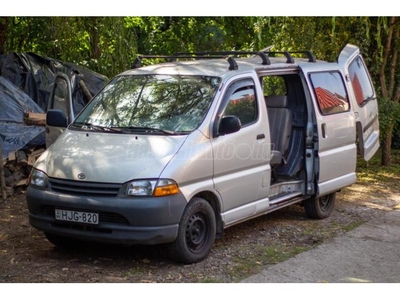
[0, 146, 7, 201]
[79, 80, 92, 103]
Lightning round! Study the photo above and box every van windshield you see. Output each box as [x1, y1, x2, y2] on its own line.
[73, 75, 221, 134]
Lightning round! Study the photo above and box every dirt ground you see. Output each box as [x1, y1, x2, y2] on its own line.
[1, 179, 399, 283]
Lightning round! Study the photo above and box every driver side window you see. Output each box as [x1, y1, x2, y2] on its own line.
[223, 85, 257, 126]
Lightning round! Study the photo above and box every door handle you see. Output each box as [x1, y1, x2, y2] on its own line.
[256, 133, 265, 140]
[321, 123, 327, 138]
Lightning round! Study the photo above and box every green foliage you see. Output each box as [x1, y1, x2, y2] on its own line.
[263, 76, 286, 95]
[378, 97, 400, 139]
[2, 17, 136, 78]
[357, 149, 400, 186]
[2, 16, 400, 157]
[1, 16, 377, 75]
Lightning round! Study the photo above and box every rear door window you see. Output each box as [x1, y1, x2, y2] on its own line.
[348, 56, 375, 106]
[309, 71, 350, 115]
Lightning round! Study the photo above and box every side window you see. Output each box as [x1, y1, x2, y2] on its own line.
[348, 56, 375, 106]
[262, 75, 287, 95]
[223, 85, 257, 126]
[310, 72, 350, 115]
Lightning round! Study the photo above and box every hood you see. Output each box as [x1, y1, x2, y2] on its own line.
[35, 130, 187, 183]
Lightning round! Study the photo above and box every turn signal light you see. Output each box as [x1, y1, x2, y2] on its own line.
[154, 183, 179, 197]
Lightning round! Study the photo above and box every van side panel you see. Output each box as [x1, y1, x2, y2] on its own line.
[318, 172, 357, 196]
[159, 130, 215, 202]
[338, 45, 380, 161]
[317, 125, 357, 184]
[306, 71, 357, 196]
[211, 125, 270, 213]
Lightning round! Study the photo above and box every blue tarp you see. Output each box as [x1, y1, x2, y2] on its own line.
[0, 76, 45, 158]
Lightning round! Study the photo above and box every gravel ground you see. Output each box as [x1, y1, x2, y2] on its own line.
[1, 179, 399, 284]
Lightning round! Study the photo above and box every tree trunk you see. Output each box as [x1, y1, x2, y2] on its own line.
[377, 17, 399, 167]
[0, 17, 9, 54]
[88, 17, 101, 59]
[0, 147, 7, 201]
[381, 124, 394, 166]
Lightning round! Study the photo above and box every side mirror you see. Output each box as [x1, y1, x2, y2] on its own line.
[46, 109, 68, 127]
[219, 115, 241, 135]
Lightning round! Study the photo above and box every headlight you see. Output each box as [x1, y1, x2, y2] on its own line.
[29, 168, 49, 188]
[126, 180, 157, 196]
[120, 179, 179, 197]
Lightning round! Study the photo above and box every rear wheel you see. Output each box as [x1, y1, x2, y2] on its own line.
[168, 197, 216, 264]
[303, 192, 336, 219]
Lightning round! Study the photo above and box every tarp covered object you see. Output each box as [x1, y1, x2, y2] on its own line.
[0, 52, 108, 159]
[0, 52, 108, 111]
[0, 76, 45, 158]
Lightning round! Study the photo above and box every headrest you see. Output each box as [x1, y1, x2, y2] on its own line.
[265, 95, 288, 108]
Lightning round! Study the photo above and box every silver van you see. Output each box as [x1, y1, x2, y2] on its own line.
[26, 44, 380, 263]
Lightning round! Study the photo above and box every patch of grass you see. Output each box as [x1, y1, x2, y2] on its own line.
[200, 277, 225, 283]
[343, 220, 365, 232]
[263, 245, 309, 263]
[124, 265, 144, 277]
[228, 244, 311, 281]
[301, 221, 341, 242]
[357, 149, 400, 185]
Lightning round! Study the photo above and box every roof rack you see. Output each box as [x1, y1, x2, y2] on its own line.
[263, 51, 316, 63]
[291, 51, 316, 63]
[131, 49, 316, 70]
[132, 51, 270, 70]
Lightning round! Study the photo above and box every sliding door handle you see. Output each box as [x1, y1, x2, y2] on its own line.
[256, 133, 265, 140]
[321, 123, 327, 138]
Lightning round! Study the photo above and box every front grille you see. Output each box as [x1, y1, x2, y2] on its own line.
[49, 178, 122, 197]
[100, 212, 129, 224]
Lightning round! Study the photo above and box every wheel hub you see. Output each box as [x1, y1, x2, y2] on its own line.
[319, 195, 331, 211]
[186, 213, 206, 250]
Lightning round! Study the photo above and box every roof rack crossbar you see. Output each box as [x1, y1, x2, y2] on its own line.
[131, 51, 271, 70]
[227, 57, 238, 70]
[287, 51, 316, 63]
[262, 51, 294, 64]
[132, 55, 180, 69]
[132, 57, 142, 69]
[174, 51, 271, 66]
[263, 51, 316, 63]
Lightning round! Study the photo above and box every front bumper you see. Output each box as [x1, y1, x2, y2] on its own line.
[26, 184, 187, 245]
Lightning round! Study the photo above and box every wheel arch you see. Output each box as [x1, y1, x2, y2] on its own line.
[193, 191, 224, 238]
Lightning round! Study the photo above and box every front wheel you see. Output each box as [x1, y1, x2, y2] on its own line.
[303, 192, 336, 219]
[168, 197, 216, 264]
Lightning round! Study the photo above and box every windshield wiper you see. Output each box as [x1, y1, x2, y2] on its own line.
[119, 126, 177, 135]
[72, 122, 124, 133]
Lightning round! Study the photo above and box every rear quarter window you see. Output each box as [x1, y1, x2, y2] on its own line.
[348, 56, 375, 106]
[310, 71, 350, 115]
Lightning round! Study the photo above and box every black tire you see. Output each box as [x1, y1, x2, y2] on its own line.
[44, 232, 81, 249]
[303, 192, 336, 219]
[168, 197, 216, 264]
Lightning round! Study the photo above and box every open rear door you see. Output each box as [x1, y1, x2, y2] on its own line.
[45, 73, 74, 148]
[338, 44, 380, 161]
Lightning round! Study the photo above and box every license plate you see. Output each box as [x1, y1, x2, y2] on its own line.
[55, 209, 99, 225]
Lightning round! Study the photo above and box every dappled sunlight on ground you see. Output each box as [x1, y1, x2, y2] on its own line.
[340, 181, 400, 211]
